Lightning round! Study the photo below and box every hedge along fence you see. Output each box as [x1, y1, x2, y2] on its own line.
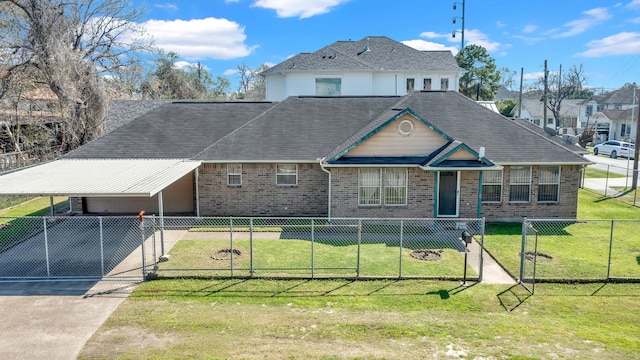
[142, 217, 484, 281]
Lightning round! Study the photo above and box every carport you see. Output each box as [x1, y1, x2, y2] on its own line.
[0, 158, 202, 254]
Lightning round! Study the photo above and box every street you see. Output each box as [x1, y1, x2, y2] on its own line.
[584, 154, 638, 177]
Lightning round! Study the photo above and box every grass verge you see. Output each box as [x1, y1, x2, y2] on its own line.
[78, 279, 640, 359]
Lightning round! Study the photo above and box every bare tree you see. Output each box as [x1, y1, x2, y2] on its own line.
[235, 63, 269, 100]
[0, 0, 152, 151]
[537, 64, 589, 129]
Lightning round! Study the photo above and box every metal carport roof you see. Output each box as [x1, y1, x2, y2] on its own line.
[0, 159, 201, 197]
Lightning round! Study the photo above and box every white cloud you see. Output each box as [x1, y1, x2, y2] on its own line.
[554, 7, 612, 38]
[142, 17, 257, 59]
[576, 32, 640, 57]
[464, 29, 501, 52]
[418, 31, 449, 39]
[631, 16, 640, 23]
[627, 0, 640, 9]
[252, 0, 349, 19]
[154, 3, 179, 11]
[522, 24, 538, 34]
[402, 39, 459, 55]
[496, 21, 506, 28]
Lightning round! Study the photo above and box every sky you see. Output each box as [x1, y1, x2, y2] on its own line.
[132, 0, 640, 92]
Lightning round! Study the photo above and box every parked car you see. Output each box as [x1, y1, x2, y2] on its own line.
[593, 141, 635, 159]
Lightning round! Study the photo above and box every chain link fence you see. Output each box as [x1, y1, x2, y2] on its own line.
[142, 217, 484, 281]
[0, 216, 147, 281]
[582, 162, 639, 207]
[520, 219, 640, 293]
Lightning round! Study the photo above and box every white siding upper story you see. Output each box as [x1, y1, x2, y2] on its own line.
[265, 72, 459, 101]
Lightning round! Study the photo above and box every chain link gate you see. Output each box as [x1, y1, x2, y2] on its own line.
[0, 216, 147, 282]
[519, 219, 538, 294]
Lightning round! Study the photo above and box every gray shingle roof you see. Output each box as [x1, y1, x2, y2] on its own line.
[194, 96, 401, 161]
[104, 100, 173, 133]
[262, 36, 464, 74]
[398, 92, 588, 164]
[67, 92, 588, 166]
[65, 101, 275, 159]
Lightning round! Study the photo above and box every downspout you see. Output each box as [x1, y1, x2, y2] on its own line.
[319, 158, 332, 220]
[195, 167, 200, 217]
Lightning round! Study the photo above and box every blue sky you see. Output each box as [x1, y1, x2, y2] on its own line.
[135, 0, 640, 92]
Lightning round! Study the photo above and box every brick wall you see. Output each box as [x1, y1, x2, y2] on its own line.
[481, 165, 581, 221]
[198, 163, 328, 216]
[331, 167, 436, 218]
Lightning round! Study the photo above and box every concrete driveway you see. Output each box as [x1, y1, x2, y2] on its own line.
[0, 280, 138, 360]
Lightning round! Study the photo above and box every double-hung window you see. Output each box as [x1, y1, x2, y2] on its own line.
[538, 166, 560, 202]
[384, 169, 407, 205]
[276, 164, 297, 186]
[509, 167, 531, 202]
[358, 168, 381, 206]
[481, 170, 502, 202]
[227, 164, 242, 186]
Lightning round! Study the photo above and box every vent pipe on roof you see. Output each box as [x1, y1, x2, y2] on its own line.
[479, 147, 485, 160]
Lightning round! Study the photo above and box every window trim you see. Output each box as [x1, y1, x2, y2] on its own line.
[276, 164, 298, 186]
[227, 164, 242, 186]
[509, 166, 531, 203]
[384, 168, 408, 206]
[481, 170, 503, 203]
[358, 168, 382, 206]
[537, 166, 561, 203]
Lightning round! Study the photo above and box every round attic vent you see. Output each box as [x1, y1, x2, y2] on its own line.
[397, 119, 415, 136]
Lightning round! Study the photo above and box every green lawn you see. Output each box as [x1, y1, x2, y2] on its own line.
[483, 190, 640, 280]
[78, 280, 640, 359]
[0, 196, 69, 249]
[159, 237, 472, 279]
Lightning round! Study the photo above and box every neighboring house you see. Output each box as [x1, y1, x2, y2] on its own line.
[261, 36, 465, 101]
[594, 85, 637, 111]
[514, 97, 599, 135]
[0, 91, 589, 222]
[593, 106, 638, 142]
[513, 118, 589, 156]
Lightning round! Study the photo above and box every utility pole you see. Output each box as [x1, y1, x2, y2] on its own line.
[543, 60, 548, 129]
[632, 83, 639, 189]
[518, 67, 523, 118]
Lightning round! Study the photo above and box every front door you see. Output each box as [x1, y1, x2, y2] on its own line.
[438, 171, 459, 217]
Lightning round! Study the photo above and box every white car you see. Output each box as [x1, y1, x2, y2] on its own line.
[593, 141, 635, 159]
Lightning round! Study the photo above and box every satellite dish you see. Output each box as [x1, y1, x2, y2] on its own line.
[544, 127, 558, 137]
[563, 135, 580, 145]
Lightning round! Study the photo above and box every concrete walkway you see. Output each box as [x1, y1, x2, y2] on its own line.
[467, 239, 516, 285]
[582, 177, 635, 197]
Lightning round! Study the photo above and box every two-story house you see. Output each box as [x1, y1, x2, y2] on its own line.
[261, 36, 465, 101]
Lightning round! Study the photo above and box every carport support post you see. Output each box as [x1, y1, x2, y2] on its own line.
[49, 196, 54, 217]
[158, 191, 169, 261]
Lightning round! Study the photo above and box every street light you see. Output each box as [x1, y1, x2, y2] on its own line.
[452, 0, 465, 50]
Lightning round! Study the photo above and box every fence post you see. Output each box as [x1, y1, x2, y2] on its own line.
[139, 216, 146, 279]
[99, 217, 105, 277]
[357, 219, 362, 279]
[607, 220, 614, 281]
[249, 217, 254, 276]
[605, 165, 610, 197]
[519, 217, 527, 283]
[43, 217, 50, 278]
[230, 217, 234, 277]
[399, 219, 403, 278]
[311, 219, 315, 279]
[479, 218, 485, 282]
